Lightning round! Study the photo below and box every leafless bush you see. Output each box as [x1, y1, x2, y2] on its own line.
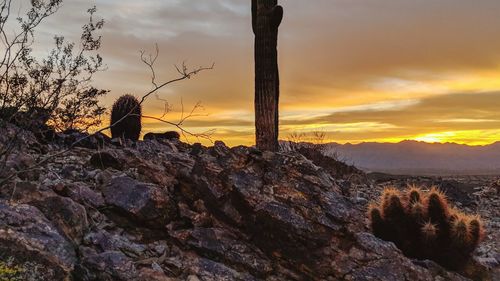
[0, 1, 109, 195]
[0, 49, 214, 189]
[279, 130, 327, 152]
[311, 130, 326, 144]
[0, 2, 214, 192]
[0, 1, 108, 132]
[287, 132, 307, 143]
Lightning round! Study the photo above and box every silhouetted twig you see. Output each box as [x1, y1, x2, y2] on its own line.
[138, 45, 215, 142]
[1, 44, 214, 189]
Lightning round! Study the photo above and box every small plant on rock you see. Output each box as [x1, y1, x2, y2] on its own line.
[0, 258, 50, 281]
[110, 94, 142, 141]
[368, 186, 484, 270]
[0, 259, 23, 281]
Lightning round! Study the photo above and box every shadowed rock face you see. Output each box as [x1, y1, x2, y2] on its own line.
[144, 131, 181, 142]
[0, 202, 77, 280]
[102, 176, 178, 228]
[0, 124, 478, 280]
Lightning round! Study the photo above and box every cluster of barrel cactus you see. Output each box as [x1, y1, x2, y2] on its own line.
[368, 186, 484, 270]
[110, 94, 142, 141]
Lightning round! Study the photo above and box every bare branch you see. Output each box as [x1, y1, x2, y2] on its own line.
[141, 115, 215, 143]
[155, 94, 172, 119]
[1, 51, 214, 188]
[140, 43, 159, 88]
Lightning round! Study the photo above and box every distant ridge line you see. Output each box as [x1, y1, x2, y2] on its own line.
[320, 140, 500, 176]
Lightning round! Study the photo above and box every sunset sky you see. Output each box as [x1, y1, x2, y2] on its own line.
[27, 0, 500, 146]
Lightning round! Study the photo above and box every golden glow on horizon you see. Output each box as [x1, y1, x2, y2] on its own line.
[167, 68, 500, 147]
[412, 130, 500, 146]
[103, 69, 500, 148]
[414, 134, 445, 144]
[78, 1, 500, 148]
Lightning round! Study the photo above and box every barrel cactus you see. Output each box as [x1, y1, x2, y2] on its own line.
[368, 186, 484, 270]
[110, 94, 141, 141]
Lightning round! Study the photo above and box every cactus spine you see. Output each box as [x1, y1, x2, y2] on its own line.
[110, 94, 142, 141]
[468, 218, 483, 249]
[368, 185, 484, 270]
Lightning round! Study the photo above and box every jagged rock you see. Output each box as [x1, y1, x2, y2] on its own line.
[184, 148, 469, 280]
[3, 152, 40, 181]
[144, 131, 181, 141]
[102, 176, 178, 228]
[10, 184, 89, 244]
[75, 248, 139, 281]
[112, 148, 178, 187]
[90, 151, 123, 170]
[172, 227, 272, 276]
[438, 180, 476, 207]
[94, 169, 115, 187]
[209, 141, 231, 158]
[1, 123, 494, 280]
[9, 180, 40, 200]
[177, 202, 213, 227]
[0, 107, 50, 130]
[30, 193, 89, 244]
[227, 153, 352, 256]
[0, 108, 57, 144]
[190, 143, 204, 156]
[131, 157, 176, 187]
[139, 267, 175, 281]
[0, 121, 45, 155]
[337, 233, 471, 281]
[83, 230, 146, 257]
[297, 146, 363, 180]
[183, 256, 258, 281]
[53, 182, 106, 209]
[0, 200, 77, 280]
[59, 129, 111, 149]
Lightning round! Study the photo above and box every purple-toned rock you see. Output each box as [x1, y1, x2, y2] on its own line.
[30, 194, 89, 244]
[0, 122, 491, 280]
[75, 248, 138, 281]
[183, 256, 258, 281]
[90, 151, 123, 170]
[54, 182, 105, 209]
[102, 176, 177, 228]
[0, 201, 77, 280]
[143, 131, 180, 141]
[172, 227, 272, 276]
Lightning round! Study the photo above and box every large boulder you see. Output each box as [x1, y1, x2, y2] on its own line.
[10, 183, 89, 244]
[172, 227, 273, 277]
[0, 200, 77, 280]
[102, 176, 178, 228]
[90, 151, 123, 170]
[74, 248, 139, 281]
[31, 193, 89, 245]
[166, 143, 474, 280]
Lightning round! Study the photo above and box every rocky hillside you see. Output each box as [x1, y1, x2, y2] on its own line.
[0, 122, 494, 280]
[323, 141, 500, 175]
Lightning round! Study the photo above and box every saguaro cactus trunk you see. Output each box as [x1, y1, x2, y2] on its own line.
[252, 0, 283, 151]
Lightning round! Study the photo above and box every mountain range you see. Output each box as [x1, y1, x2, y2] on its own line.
[322, 140, 500, 175]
